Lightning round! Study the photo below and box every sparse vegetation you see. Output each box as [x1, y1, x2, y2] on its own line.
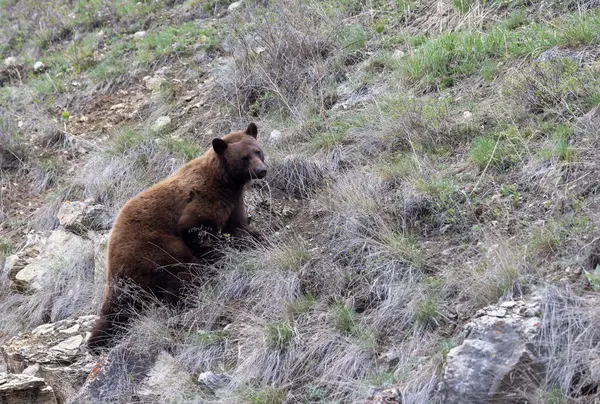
[2, 0, 600, 402]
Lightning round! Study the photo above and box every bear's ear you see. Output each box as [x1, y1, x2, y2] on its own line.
[246, 123, 258, 138]
[212, 138, 228, 154]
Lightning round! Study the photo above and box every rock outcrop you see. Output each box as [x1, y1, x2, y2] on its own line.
[0, 373, 57, 404]
[6, 201, 109, 292]
[12, 230, 94, 292]
[441, 298, 543, 403]
[56, 200, 111, 235]
[72, 345, 192, 403]
[1, 316, 97, 404]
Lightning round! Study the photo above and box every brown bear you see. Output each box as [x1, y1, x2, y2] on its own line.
[87, 123, 266, 352]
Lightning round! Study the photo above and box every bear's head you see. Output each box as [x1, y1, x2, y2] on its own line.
[212, 123, 267, 184]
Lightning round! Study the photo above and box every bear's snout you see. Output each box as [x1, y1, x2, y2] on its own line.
[253, 167, 267, 179]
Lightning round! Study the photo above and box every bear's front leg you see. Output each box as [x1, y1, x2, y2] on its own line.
[178, 201, 223, 262]
[222, 199, 268, 248]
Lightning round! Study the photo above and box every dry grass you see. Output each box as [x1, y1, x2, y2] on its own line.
[0, 244, 102, 341]
[267, 153, 325, 198]
[2, 0, 600, 403]
[535, 285, 600, 400]
[75, 127, 194, 219]
[217, 0, 338, 120]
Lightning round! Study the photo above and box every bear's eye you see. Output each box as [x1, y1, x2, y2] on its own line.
[255, 150, 263, 159]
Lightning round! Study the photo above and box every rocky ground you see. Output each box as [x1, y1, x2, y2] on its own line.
[2, 0, 600, 403]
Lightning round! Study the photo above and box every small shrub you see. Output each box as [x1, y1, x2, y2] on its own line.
[268, 154, 325, 198]
[192, 329, 228, 346]
[505, 58, 600, 119]
[529, 225, 562, 257]
[584, 265, 600, 291]
[452, 0, 474, 13]
[413, 298, 440, 328]
[470, 133, 521, 172]
[267, 238, 313, 272]
[242, 386, 288, 404]
[0, 239, 13, 258]
[266, 322, 294, 349]
[369, 371, 397, 387]
[381, 232, 424, 269]
[285, 294, 315, 319]
[333, 302, 357, 334]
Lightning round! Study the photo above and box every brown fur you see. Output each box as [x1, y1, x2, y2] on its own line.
[87, 124, 266, 352]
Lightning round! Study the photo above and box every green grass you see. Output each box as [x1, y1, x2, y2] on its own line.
[470, 126, 527, 172]
[191, 330, 228, 346]
[30, 73, 65, 97]
[374, 154, 418, 183]
[242, 386, 288, 404]
[550, 124, 574, 162]
[266, 322, 294, 349]
[0, 87, 15, 105]
[503, 9, 528, 30]
[340, 24, 366, 51]
[0, 239, 14, 258]
[303, 383, 329, 402]
[332, 302, 357, 334]
[369, 371, 397, 387]
[165, 138, 201, 161]
[135, 23, 218, 65]
[110, 127, 145, 155]
[285, 294, 316, 319]
[381, 232, 424, 269]
[267, 238, 313, 272]
[452, 0, 474, 13]
[438, 337, 460, 362]
[400, 11, 600, 88]
[413, 297, 440, 328]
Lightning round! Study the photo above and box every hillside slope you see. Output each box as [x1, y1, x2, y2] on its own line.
[2, 0, 600, 402]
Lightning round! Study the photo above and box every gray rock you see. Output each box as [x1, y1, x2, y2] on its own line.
[13, 230, 94, 292]
[392, 49, 405, 60]
[133, 31, 147, 39]
[442, 298, 543, 403]
[22, 364, 40, 376]
[138, 351, 192, 396]
[3, 57, 18, 67]
[143, 75, 165, 91]
[500, 301, 518, 308]
[72, 344, 191, 403]
[536, 48, 598, 67]
[89, 231, 109, 285]
[1, 316, 96, 404]
[268, 130, 282, 143]
[227, 1, 243, 12]
[57, 201, 111, 234]
[152, 116, 172, 132]
[364, 387, 402, 403]
[4, 233, 46, 288]
[0, 373, 57, 404]
[33, 61, 45, 73]
[197, 371, 231, 391]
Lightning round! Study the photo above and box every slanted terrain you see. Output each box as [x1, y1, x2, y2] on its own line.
[1, 0, 600, 402]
